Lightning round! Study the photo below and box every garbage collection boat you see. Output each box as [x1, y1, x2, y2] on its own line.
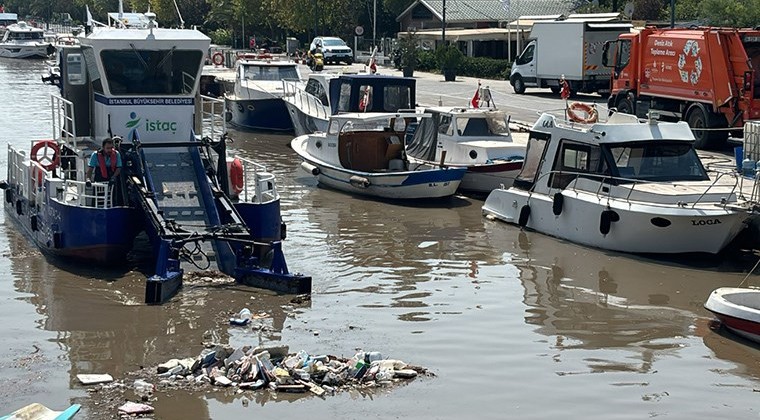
[291, 112, 466, 199]
[482, 111, 755, 254]
[406, 107, 526, 193]
[1, 8, 310, 304]
[282, 73, 416, 136]
[222, 58, 301, 131]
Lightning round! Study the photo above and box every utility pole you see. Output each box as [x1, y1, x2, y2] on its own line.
[314, 0, 318, 38]
[441, 0, 446, 46]
[373, 0, 376, 49]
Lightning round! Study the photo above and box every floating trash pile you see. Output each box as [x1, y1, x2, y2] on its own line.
[79, 342, 431, 417]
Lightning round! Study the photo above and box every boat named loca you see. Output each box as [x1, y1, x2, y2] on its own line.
[1, 10, 310, 304]
[482, 111, 757, 254]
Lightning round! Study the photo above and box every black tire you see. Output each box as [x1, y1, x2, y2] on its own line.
[550, 86, 560, 94]
[345, 58, 353, 65]
[512, 75, 526, 94]
[616, 96, 635, 115]
[687, 106, 727, 150]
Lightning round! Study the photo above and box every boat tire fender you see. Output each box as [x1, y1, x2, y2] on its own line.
[4, 188, 11, 204]
[599, 210, 619, 235]
[518, 205, 531, 227]
[229, 158, 244, 195]
[212, 52, 224, 66]
[552, 192, 563, 216]
[15, 199, 22, 216]
[30, 215, 38, 232]
[30, 140, 60, 171]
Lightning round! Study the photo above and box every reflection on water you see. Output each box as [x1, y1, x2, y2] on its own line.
[1, 60, 760, 419]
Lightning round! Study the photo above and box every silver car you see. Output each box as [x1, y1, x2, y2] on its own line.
[310, 36, 353, 65]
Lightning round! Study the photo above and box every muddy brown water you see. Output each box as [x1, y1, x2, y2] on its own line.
[1, 59, 759, 419]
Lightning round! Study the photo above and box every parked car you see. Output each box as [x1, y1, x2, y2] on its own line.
[310, 36, 353, 65]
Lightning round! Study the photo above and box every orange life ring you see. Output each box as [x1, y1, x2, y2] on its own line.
[212, 52, 224, 66]
[230, 158, 244, 194]
[30, 140, 60, 171]
[567, 102, 599, 124]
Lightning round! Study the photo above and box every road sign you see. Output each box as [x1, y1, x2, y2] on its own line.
[355, 26, 364, 36]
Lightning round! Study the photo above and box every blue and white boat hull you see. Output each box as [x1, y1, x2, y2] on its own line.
[225, 97, 293, 131]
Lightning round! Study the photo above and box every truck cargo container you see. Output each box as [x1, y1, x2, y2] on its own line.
[604, 27, 760, 149]
[510, 20, 632, 96]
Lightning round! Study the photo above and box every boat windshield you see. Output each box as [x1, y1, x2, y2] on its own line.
[455, 113, 509, 136]
[606, 141, 708, 182]
[8, 31, 43, 40]
[242, 64, 299, 81]
[101, 49, 204, 95]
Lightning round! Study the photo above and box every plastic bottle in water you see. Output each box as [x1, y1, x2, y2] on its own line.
[134, 379, 153, 395]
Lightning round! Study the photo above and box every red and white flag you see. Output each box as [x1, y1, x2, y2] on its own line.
[471, 81, 481, 108]
[369, 46, 377, 74]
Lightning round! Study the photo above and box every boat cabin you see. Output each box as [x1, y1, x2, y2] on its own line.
[330, 74, 415, 114]
[323, 113, 415, 172]
[56, 17, 210, 142]
[236, 59, 300, 81]
[2, 21, 44, 42]
[513, 112, 708, 192]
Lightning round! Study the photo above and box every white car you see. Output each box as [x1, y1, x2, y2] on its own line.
[310, 36, 353, 65]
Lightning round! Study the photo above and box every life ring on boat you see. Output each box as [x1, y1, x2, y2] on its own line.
[229, 158, 244, 194]
[30, 140, 60, 171]
[567, 102, 598, 124]
[212, 52, 224, 66]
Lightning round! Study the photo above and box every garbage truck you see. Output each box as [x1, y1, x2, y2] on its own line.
[509, 19, 632, 96]
[604, 27, 760, 149]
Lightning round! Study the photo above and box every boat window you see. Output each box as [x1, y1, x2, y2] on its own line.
[101, 49, 203, 95]
[383, 85, 411, 111]
[327, 119, 340, 135]
[242, 64, 299, 81]
[513, 131, 550, 191]
[81, 46, 104, 94]
[549, 141, 592, 189]
[8, 30, 43, 41]
[357, 85, 373, 111]
[337, 82, 352, 112]
[305, 79, 328, 105]
[606, 141, 708, 182]
[438, 115, 453, 136]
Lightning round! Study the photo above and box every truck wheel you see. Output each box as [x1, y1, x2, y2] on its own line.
[512, 75, 526, 94]
[616, 97, 635, 115]
[686, 106, 727, 150]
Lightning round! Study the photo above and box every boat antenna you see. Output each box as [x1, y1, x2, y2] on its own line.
[172, 0, 185, 28]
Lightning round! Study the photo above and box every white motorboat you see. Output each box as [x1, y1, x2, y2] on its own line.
[291, 112, 466, 200]
[482, 111, 755, 254]
[406, 107, 526, 193]
[222, 57, 301, 131]
[704, 287, 760, 344]
[0, 21, 53, 58]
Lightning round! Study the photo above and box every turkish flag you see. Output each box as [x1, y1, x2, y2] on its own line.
[471, 84, 480, 108]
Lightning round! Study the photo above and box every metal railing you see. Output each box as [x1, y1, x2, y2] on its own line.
[527, 168, 744, 210]
[60, 179, 114, 209]
[236, 155, 279, 204]
[51, 94, 76, 148]
[282, 79, 328, 121]
[200, 94, 226, 140]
